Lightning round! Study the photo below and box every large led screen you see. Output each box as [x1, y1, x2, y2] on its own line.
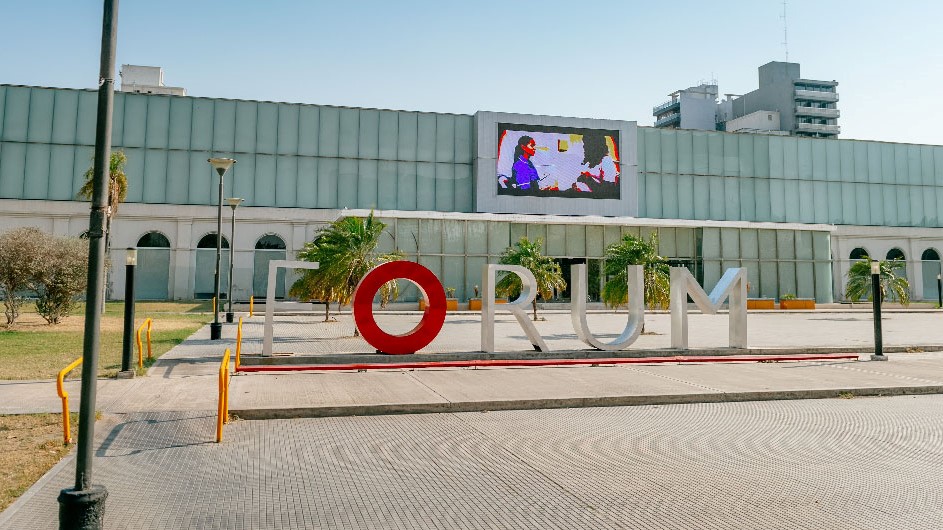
[496, 123, 621, 200]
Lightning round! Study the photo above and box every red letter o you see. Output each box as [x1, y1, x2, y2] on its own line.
[352, 261, 446, 355]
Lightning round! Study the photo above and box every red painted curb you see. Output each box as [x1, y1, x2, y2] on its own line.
[235, 353, 859, 373]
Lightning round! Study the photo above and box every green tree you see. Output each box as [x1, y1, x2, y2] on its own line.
[0, 227, 48, 325]
[290, 212, 403, 324]
[601, 233, 670, 330]
[495, 237, 566, 321]
[77, 151, 127, 304]
[844, 256, 910, 305]
[77, 150, 128, 248]
[33, 236, 89, 324]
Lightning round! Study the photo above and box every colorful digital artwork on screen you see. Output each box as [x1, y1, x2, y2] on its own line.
[496, 123, 621, 200]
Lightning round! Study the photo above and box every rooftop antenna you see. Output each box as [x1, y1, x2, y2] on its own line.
[781, 0, 789, 61]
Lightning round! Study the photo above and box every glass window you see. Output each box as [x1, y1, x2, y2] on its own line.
[255, 234, 286, 250]
[137, 231, 170, 248]
[197, 233, 229, 249]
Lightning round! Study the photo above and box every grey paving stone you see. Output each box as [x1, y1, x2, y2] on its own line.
[4, 397, 943, 529]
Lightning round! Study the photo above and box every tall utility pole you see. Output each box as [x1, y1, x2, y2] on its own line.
[58, 1, 118, 528]
[781, 0, 789, 62]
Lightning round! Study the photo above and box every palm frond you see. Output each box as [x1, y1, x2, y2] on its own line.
[601, 232, 670, 309]
[843, 256, 911, 306]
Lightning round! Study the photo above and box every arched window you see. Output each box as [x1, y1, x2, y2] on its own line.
[253, 234, 287, 299]
[849, 247, 869, 260]
[922, 249, 942, 300]
[886, 248, 905, 261]
[255, 234, 286, 250]
[197, 233, 229, 249]
[137, 231, 170, 248]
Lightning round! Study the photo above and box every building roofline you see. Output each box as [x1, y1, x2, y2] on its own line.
[0, 83, 473, 118]
[794, 79, 839, 86]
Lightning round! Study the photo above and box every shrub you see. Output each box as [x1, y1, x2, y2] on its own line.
[0, 227, 48, 325]
[33, 237, 88, 324]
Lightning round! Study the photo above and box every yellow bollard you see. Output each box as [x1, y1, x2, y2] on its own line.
[236, 317, 243, 369]
[249, 296, 254, 317]
[146, 319, 153, 360]
[136, 318, 152, 369]
[217, 348, 231, 443]
[136, 322, 144, 369]
[56, 357, 83, 445]
[211, 296, 216, 315]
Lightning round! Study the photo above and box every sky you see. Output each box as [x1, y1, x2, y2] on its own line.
[2, 0, 942, 144]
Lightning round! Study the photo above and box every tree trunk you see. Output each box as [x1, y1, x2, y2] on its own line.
[532, 299, 538, 321]
[101, 214, 111, 315]
[324, 298, 331, 322]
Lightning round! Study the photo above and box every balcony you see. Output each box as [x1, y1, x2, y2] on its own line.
[654, 112, 681, 128]
[653, 99, 680, 116]
[795, 106, 840, 119]
[795, 122, 841, 135]
[795, 89, 839, 102]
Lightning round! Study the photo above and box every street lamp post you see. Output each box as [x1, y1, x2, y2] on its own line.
[118, 248, 137, 378]
[225, 198, 244, 323]
[207, 158, 236, 340]
[870, 260, 886, 361]
[58, 1, 118, 527]
[937, 273, 941, 309]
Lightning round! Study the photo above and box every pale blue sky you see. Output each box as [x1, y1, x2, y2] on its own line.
[2, 1, 941, 144]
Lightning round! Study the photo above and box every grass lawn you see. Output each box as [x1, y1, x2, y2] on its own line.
[0, 301, 211, 380]
[0, 413, 79, 512]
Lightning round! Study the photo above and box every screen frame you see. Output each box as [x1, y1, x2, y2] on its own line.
[475, 112, 637, 217]
[496, 122, 622, 200]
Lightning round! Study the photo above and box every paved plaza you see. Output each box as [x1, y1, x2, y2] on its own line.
[3, 309, 943, 528]
[3, 397, 943, 529]
[251, 309, 943, 357]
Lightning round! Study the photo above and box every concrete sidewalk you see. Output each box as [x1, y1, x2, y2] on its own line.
[4, 310, 943, 418]
[5, 310, 943, 529]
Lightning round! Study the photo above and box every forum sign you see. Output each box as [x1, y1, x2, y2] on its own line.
[262, 261, 748, 356]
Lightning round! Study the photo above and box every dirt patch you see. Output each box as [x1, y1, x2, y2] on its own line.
[0, 413, 76, 512]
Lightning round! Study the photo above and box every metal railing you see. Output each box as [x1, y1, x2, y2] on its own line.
[654, 113, 681, 127]
[653, 99, 680, 115]
[135, 318, 153, 369]
[216, 348, 231, 443]
[236, 317, 243, 370]
[56, 357, 83, 444]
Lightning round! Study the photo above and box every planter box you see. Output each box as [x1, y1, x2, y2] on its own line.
[747, 298, 775, 310]
[466, 299, 506, 311]
[418, 298, 460, 311]
[780, 299, 816, 310]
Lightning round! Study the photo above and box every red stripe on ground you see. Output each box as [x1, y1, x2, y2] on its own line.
[235, 353, 860, 373]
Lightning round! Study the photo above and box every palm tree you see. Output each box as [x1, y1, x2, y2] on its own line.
[290, 212, 403, 324]
[495, 237, 566, 321]
[77, 150, 128, 250]
[77, 151, 127, 306]
[601, 233, 670, 331]
[844, 256, 910, 305]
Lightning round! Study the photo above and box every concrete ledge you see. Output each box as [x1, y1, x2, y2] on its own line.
[231, 385, 943, 420]
[240, 345, 943, 366]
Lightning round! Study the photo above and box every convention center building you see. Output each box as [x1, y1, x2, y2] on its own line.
[1, 82, 942, 304]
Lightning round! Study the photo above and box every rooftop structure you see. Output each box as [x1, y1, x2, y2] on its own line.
[119, 65, 186, 96]
[654, 62, 839, 138]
